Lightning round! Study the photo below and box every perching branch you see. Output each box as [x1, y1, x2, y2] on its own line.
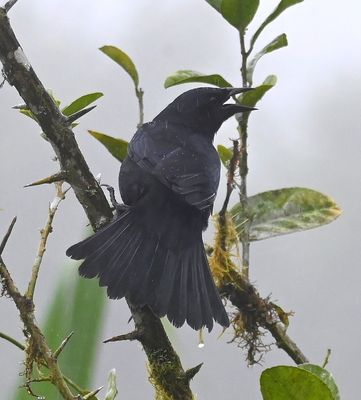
[0, 7, 195, 399]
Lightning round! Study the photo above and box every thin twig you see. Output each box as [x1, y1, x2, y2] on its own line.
[0, 216, 17, 255]
[3, 0, 18, 12]
[26, 184, 69, 300]
[0, 331, 25, 350]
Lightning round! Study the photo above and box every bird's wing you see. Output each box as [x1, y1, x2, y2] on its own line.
[129, 123, 220, 211]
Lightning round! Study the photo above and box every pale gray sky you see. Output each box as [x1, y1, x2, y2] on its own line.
[1, 1, 360, 399]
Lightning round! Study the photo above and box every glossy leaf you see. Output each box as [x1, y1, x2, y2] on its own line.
[238, 75, 277, 107]
[247, 34, 287, 85]
[217, 144, 233, 167]
[261, 366, 334, 400]
[88, 130, 128, 162]
[298, 364, 340, 400]
[205, 0, 222, 12]
[100, 45, 139, 88]
[221, 0, 259, 32]
[164, 70, 232, 89]
[251, 0, 304, 49]
[62, 92, 103, 116]
[231, 187, 341, 241]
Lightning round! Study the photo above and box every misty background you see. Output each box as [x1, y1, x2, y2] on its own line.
[0, 0, 360, 399]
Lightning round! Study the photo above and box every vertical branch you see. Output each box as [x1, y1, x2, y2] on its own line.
[239, 31, 248, 87]
[238, 31, 251, 278]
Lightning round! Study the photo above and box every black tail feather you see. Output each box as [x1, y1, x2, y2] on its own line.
[66, 207, 229, 331]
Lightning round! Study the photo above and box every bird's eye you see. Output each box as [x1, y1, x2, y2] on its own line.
[209, 96, 217, 102]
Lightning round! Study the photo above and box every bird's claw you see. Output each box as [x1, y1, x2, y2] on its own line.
[101, 184, 127, 216]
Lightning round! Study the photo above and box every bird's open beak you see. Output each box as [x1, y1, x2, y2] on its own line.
[222, 87, 257, 113]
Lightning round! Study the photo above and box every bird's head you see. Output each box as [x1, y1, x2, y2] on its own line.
[154, 87, 256, 138]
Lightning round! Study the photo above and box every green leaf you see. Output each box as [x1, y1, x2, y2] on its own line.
[205, 0, 222, 12]
[261, 366, 334, 400]
[221, 0, 260, 32]
[217, 144, 233, 167]
[61, 272, 106, 387]
[231, 187, 342, 241]
[250, 0, 304, 49]
[164, 70, 232, 89]
[247, 34, 287, 85]
[88, 130, 128, 162]
[238, 75, 277, 107]
[298, 364, 340, 400]
[100, 45, 139, 88]
[62, 92, 103, 117]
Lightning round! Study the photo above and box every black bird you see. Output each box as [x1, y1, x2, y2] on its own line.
[66, 87, 255, 331]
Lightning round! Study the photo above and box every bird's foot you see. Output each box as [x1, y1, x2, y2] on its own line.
[101, 184, 127, 216]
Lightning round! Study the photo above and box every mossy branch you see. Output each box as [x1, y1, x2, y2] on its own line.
[211, 214, 308, 365]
